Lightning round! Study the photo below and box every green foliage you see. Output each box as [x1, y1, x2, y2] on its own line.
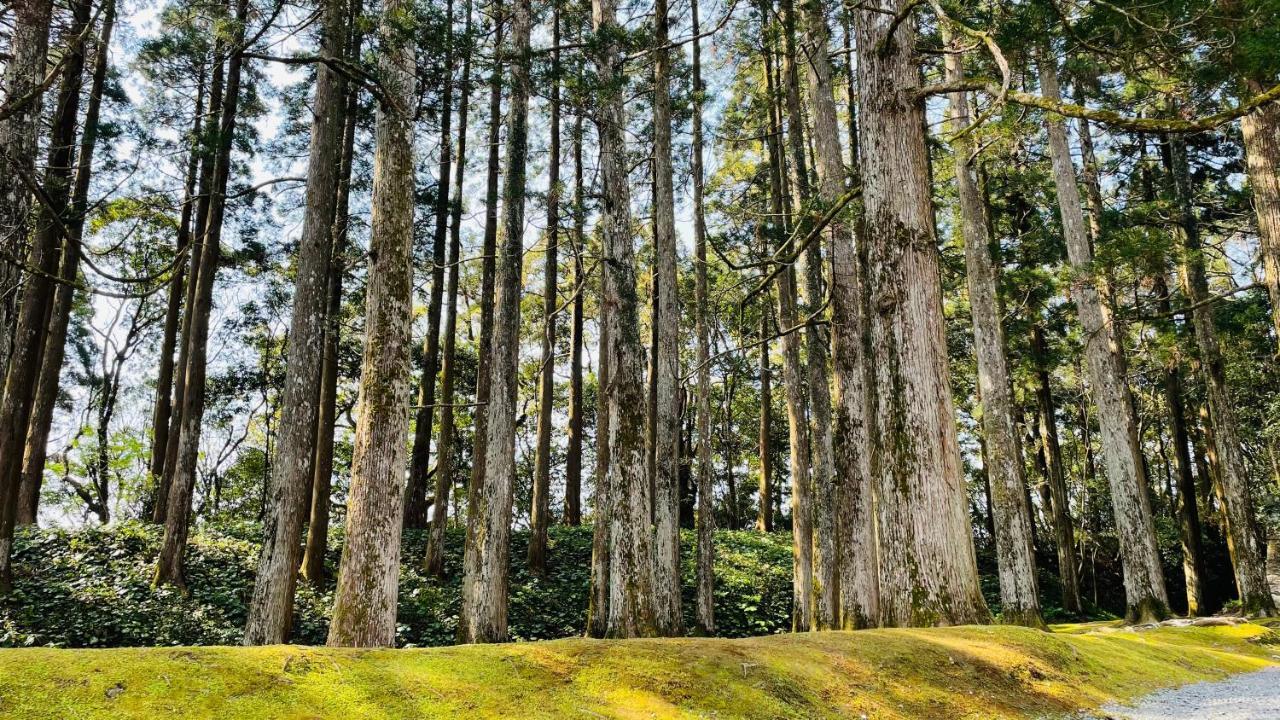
[0, 523, 794, 648]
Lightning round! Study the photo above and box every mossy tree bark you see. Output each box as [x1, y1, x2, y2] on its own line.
[852, 0, 989, 627]
[564, 109, 586, 528]
[798, 0, 877, 629]
[325, 0, 417, 647]
[16, 0, 116, 527]
[650, 0, 683, 636]
[1038, 54, 1168, 624]
[425, 0, 473, 580]
[460, 0, 531, 644]
[690, 0, 715, 637]
[942, 32, 1043, 629]
[245, 0, 351, 644]
[592, 0, 657, 638]
[528, 2, 561, 575]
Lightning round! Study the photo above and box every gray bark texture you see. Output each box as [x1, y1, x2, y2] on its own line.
[245, 0, 350, 644]
[942, 35, 1043, 628]
[650, 0, 683, 637]
[798, 0, 877, 630]
[1038, 55, 1169, 623]
[0, 0, 53, 385]
[325, 0, 416, 647]
[690, 0, 715, 637]
[460, 0, 531, 644]
[853, 1, 989, 627]
[592, 0, 657, 638]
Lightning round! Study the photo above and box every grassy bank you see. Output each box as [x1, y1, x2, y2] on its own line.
[2, 622, 1278, 719]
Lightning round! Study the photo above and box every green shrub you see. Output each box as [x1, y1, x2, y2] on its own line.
[0, 522, 794, 648]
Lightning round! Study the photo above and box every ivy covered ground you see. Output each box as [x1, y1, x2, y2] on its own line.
[2, 622, 1278, 718]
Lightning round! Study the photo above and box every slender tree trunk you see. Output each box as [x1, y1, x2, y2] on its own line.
[691, 0, 715, 636]
[592, 0, 657, 638]
[154, 0, 249, 589]
[586, 293, 613, 637]
[1038, 55, 1168, 623]
[156, 54, 224, 526]
[756, 305, 773, 533]
[649, 0, 683, 636]
[424, 0, 473, 579]
[853, 2, 988, 627]
[564, 111, 585, 527]
[245, 0, 351, 644]
[723, 372, 740, 530]
[1030, 326, 1083, 615]
[942, 32, 1042, 628]
[406, 0, 458, 531]
[325, 0, 417, 646]
[1149, 270, 1208, 615]
[146, 73, 206, 523]
[0, 0, 91, 589]
[462, 4, 504, 633]
[798, 0, 876, 629]
[16, 0, 116, 526]
[759, 27, 814, 631]
[460, 0, 531, 643]
[1167, 139, 1276, 616]
[0, 0, 53, 383]
[301, 7, 362, 585]
[528, 3, 561, 574]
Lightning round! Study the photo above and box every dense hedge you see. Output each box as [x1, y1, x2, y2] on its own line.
[0, 523, 794, 648]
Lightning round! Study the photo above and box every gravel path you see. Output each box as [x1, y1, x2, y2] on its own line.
[1098, 666, 1280, 719]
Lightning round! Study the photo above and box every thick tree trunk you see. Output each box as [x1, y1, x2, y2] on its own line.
[649, 0, 683, 636]
[942, 35, 1042, 628]
[0, 0, 91, 588]
[1167, 139, 1276, 616]
[691, 0, 715, 637]
[1239, 88, 1280, 357]
[853, 2, 988, 627]
[0, 0, 53, 383]
[245, 0, 351, 644]
[1030, 327, 1083, 615]
[16, 0, 116, 527]
[592, 0, 657, 638]
[424, 0, 473, 579]
[460, 0, 531, 643]
[155, 0, 249, 589]
[301, 9, 362, 585]
[798, 0, 877, 629]
[564, 111, 585, 527]
[756, 307, 773, 533]
[325, 0, 417, 646]
[1038, 55, 1168, 623]
[528, 4, 560, 574]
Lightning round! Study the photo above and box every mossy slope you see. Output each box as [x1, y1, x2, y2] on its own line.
[2, 622, 1278, 719]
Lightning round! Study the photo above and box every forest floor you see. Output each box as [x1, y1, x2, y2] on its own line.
[1, 620, 1278, 719]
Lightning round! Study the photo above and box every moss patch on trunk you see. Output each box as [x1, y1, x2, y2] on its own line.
[2, 622, 1277, 719]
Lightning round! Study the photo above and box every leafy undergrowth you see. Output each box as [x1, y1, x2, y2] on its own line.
[2, 622, 1278, 719]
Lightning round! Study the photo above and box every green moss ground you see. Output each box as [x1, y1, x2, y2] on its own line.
[3, 622, 1278, 719]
